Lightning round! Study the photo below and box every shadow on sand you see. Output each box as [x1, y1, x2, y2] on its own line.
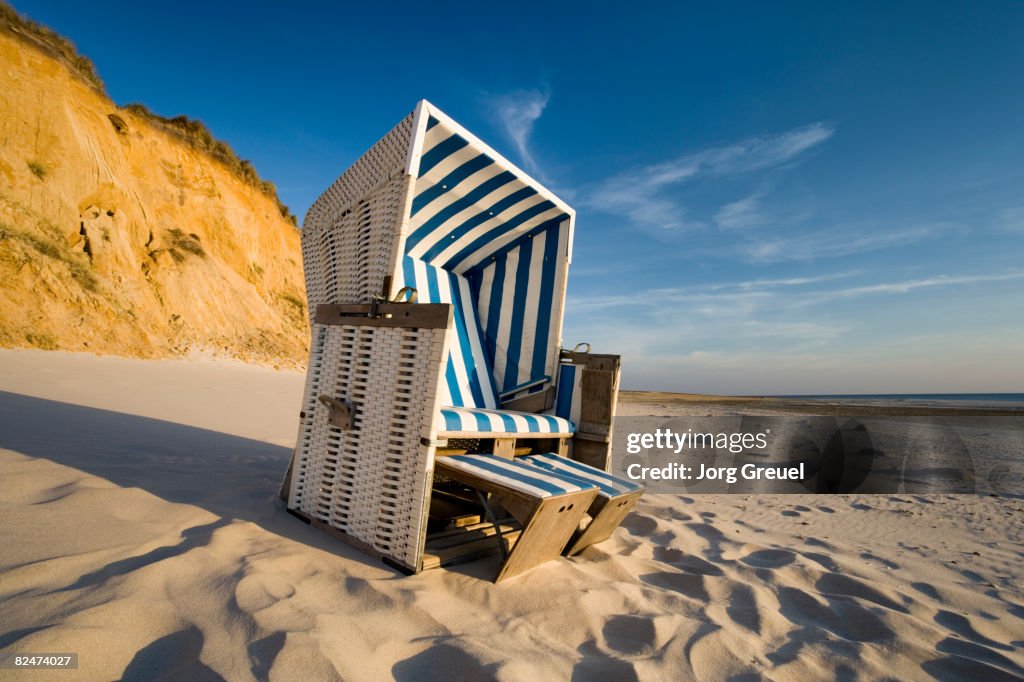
[0, 390, 382, 567]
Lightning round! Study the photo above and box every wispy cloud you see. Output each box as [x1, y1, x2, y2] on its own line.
[714, 191, 767, 230]
[488, 88, 550, 175]
[565, 268, 1024, 391]
[569, 269, 1022, 316]
[582, 123, 833, 232]
[737, 224, 943, 263]
[713, 271, 862, 290]
[994, 206, 1024, 234]
[806, 271, 1024, 301]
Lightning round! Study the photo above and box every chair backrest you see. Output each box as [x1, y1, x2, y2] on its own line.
[401, 255, 499, 409]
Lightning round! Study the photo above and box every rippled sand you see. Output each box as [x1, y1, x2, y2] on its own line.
[1, 350, 1022, 680]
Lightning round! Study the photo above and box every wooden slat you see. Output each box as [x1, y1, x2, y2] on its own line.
[500, 386, 555, 413]
[559, 351, 621, 373]
[493, 438, 516, 459]
[428, 496, 481, 528]
[580, 369, 615, 426]
[314, 303, 452, 329]
[574, 431, 611, 444]
[578, 421, 610, 437]
[422, 523, 523, 570]
[573, 439, 613, 471]
[426, 520, 520, 549]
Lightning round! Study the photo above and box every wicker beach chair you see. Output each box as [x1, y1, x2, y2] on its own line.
[281, 100, 637, 580]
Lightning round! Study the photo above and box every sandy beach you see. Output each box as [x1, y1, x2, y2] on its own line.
[1, 349, 1022, 680]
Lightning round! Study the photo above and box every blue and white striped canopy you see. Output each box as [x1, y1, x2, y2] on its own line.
[398, 101, 575, 410]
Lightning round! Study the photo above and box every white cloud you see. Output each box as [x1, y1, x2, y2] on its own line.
[488, 89, 550, 175]
[807, 271, 1024, 302]
[720, 271, 861, 290]
[994, 206, 1024, 234]
[737, 224, 942, 263]
[582, 123, 834, 232]
[565, 269, 1024, 393]
[714, 191, 767, 230]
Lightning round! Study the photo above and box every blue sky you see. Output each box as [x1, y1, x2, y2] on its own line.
[16, 1, 1024, 393]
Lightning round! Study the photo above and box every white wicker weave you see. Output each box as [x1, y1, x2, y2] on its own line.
[288, 322, 448, 570]
[301, 111, 416, 314]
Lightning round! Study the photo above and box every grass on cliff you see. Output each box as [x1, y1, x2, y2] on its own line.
[122, 104, 297, 226]
[0, 222, 98, 292]
[167, 228, 206, 258]
[0, 2, 104, 92]
[1, 1, 298, 226]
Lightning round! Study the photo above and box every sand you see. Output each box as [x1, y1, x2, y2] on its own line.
[1, 349, 1022, 680]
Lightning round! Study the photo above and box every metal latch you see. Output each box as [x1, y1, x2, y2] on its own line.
[318, 395, 356, 430]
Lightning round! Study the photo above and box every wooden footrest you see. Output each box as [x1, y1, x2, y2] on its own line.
[519, 453, 645, 555]
[434, 454, 598, 581]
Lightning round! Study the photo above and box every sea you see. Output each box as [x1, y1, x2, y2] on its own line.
[769, 393, 1024, 410]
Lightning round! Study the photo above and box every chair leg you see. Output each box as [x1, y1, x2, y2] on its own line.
[565, 490, 644, 556]
[475, 489, 508, 561]
[494, 488, 596, 581]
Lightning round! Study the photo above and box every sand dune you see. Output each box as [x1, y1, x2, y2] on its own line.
[1, 350, 1022, 680]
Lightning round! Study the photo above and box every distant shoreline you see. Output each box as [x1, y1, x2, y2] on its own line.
[619, 390, 1024, 417]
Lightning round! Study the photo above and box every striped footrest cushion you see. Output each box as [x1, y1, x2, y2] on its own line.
[437, 454, 596, 499]
[520, 454, 645, 498]
[439, 406, 574, 435]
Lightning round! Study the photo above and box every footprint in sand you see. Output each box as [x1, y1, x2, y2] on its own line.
[923, 638, 1024, 681]
[572, 641, 639, 682]
[740, 549, 796, 569]
[621, 515, 658, 536]
[601, 615, 658, 656]
[344, 576, 397, 609]
[726, 584, 762, 634]
[934, 610, 1014, 651]
[802, 552, 838, 571]
[911, 582, 942, 600]
[859, 551, 899, 569]
[816, 573, 909, 613]
[639, 571, 709, 601]
[235, 573, 296, 614]
[393, 643, 497, 682]
[776, 586, 895, 642]
[803, 537, 833, 549]
[652, 547, 724, 576]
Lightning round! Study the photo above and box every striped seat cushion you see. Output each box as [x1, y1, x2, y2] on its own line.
[439, 406, 574, 435]
[437, 454, 596, 499]
[520, 454, 644, 498]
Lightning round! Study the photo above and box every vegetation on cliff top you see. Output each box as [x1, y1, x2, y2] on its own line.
[0, 1, 297, 226]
